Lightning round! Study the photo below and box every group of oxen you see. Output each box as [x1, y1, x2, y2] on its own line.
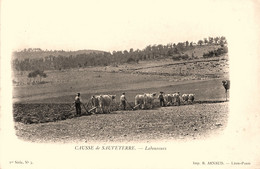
[89, 92, 195, 114]
[163, 93, 195, 106]
[135, 92, 195, 109]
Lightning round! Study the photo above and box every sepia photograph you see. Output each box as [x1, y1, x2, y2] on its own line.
[1, 0, 260, 169]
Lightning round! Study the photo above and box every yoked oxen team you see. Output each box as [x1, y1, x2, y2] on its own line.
[74, 91, 195, 115]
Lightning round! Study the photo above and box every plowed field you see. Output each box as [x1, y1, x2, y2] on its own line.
[14, 102, 228, 143]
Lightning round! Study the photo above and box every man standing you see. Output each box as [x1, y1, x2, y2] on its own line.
[158, 91, 165, 107]
[74, 93, 82, 116]
[120, 92, 127, 110]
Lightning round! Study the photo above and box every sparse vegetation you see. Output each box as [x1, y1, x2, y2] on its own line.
[203, 47, 228, 58]
[12, 36, 228, 71]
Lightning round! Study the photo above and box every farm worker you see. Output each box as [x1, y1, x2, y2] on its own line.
[120, 92, 127, 110]
[158, 92, 165, 107]
[74, 93, 82, 116]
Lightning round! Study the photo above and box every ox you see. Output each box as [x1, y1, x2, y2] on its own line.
[135, 94, 146, 109]
[182, 94, 195, 104]
[164, 94, 173, 106]
[90, 95, 101, 113]
[182, 94, 189, 105]
[98, 95, 116, 113]
[135, 93, 156, 109]
[188, 94, 195, 104]
[172, 92, 181, 106]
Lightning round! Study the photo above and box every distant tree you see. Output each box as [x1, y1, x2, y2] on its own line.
[167, 48, 174, 56]
[185, 41, 189, 47]
[13, 36, 228, 71]
[204, 38, 208, 45]
[214, 37, 220, 44]
[112, 51, 117, 56]
[27, 70, 47, 84]
[167, 43, 172, 49]
[220, 36, 227, 46]
[28, 71, 37, 83]
[198, 40, 203, 46]
[176, 42, 185, 51]
[27, 72, 34, 83]
[208, 37, 214, 45]
[123, 50, 128, 55]
[39, 71, 47, 82]
[126, 57, 135, 63]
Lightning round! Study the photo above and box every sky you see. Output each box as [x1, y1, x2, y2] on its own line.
[2, 0, 248, 52]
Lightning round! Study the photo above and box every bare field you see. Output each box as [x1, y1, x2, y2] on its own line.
[14, 102, 228, 143]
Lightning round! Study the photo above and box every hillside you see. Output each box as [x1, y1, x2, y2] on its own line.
[12, 49, 105, 60]
[182, 45, 222, 58]
[12, 44, 228, 72]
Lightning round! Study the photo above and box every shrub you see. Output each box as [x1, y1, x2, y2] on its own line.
[181, 54, 189, 60]
[172, 54, 182, 61]
[203, 47, 228, 58]
[126, 57, 135, 63]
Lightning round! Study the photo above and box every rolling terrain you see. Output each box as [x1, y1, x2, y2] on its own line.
[12, 49, 105, 60]
[12, 46, 229, 143]
[13, 55, 229, 103]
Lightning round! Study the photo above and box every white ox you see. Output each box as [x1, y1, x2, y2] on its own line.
[163, 93, 181, 106]
[98, 95, 116, 113]
[188, 94, 195, 104]
[91, 95, 100, 113]
[91, 95, 116, 113]
[182, 94, 195, 104]
[164, 94, 173, 106]
[135, 93, 156, 109]
[172, 93, 181, 106]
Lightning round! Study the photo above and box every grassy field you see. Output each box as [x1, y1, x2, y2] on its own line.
[13, 56, 229, 103]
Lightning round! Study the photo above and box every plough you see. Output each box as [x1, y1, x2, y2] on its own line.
[70, 100, 143, 115]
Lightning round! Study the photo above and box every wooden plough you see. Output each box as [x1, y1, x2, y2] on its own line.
[70, 100, 98, 115]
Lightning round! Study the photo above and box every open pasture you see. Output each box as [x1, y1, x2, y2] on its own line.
[13, 57, 229, 103]
[18, 78, 228, 104]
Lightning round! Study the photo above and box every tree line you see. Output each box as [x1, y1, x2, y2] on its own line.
[12, 36, 227, 71]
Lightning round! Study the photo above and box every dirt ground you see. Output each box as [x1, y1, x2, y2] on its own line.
[14, 102, 228, 143]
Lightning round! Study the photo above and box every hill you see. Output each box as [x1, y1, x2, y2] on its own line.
[12, 49, 105, 60]
[182, 45, 223, 58]
[12, 44, 228, 72]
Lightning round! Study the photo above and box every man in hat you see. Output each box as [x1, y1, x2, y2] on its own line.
[120, 92, 127, 110]
[158, 91, 165, 107]
[74, 93, 82, 116]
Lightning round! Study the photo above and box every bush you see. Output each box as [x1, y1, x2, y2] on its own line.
[172, 56, 181, 61]
[172, 54, 181, 61]
[203, 47, 228, 58]
[126, 57, 135, 63]
[181, 54, 189, 60]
